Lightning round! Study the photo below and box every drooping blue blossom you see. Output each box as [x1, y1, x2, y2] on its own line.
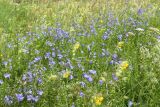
[27, 95, 39, 102]
[15, 94, 24, 102]
[4, 73, 11, 79]
[79, 81, 86, 88]
[52, 52, 56, 58]
[87, 45, 91, 52]
[70, 75, 74, 80]
[137, 8, 144, 15]
[33, 96, 39, 102]
[63, 31, 69, 39]
[0, 80, 3, 85]
[27, 72, 33, 82]
[46, 41, 53, 47]
[156, 36, 160, 40]
[109, 60, 114, 65]
[33, 73, 37, 78]
[83, 73, 89, 78]
[102, 32, 109, 40]
[67, 61, 74, 69]
[45, 52, 51, 59]
[102, 49, 110, 57]
[59, 61, 64, 66]
[33, 56, 42, 63]
[99, 80, 103, 85]
[35, 34, 40, 39]
[88, 70, 96, 75]
[87, 76, 93, 82]
[37, 78, 43, 84]
[115, 17, 120, 25]
[90, 25, 97, 36]
[42, 31, 48, 36]
[27, 95, 33, 101]
[49, 58, 56, 67]
[37, 90, 43, 96]
[79, 91, 85, 97]
[4, 96, 13, 105]
[42, 67, 47, 71]
[3, 61, 8, 66]
[48, 27, 53, 32]
[26, 32, 32, 36]
[128, 100, 133, 107]
[71, 103, 75, 107]
[112, 74, 118, 81]
[22, 74, 27, 81]
[118, 35, 123, 41]
[89, 60, 93, 65]
[112, 54, 118, 61]
[83, 73, 93, 82]
[77, 63, 82, 68]
[57, 54, 63, 60]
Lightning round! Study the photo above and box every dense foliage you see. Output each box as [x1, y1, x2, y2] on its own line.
[0, 0, 160, 106]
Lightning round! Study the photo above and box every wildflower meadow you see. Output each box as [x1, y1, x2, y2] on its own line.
[0, 0, 160, 106]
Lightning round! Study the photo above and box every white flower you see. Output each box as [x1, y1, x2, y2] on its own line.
[135, 28, 144, 31]
[149, 27, 160, 33]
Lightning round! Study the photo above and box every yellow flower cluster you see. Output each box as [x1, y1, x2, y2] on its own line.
[117, 41, 124, 48]
[93, 94, 104, 105]
[73, 42, 80, 51]
[100, 20, 103, 24]
[63, 71, 71, 78]
[72, 42, 80, 55]
[120, 61, 129, 70]
[0, 53, 2, 57]
[72, 42, 80, 58]
[100, 77, 106, 81]
[116, 61, 129, 77]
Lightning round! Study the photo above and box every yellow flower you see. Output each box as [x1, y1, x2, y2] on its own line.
[120, 61, 129, 70]
[100, 77, 106, 81]
[63, 71, 70, 78]
[100, 20, 103, 24]
[74, 42, 80, 50]
[0, 53, 2, 57]
[73, 42, 80, 53]
[117, 41, 124, 48]
[93, 94, 104, 105]
[49, 75, 58, 81]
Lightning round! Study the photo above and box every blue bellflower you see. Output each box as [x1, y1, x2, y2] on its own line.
[15, 94, 24, 102]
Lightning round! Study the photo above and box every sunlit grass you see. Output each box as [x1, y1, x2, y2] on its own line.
[0, 0, 160, 106]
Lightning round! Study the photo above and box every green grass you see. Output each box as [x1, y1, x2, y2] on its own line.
[0, 0, 160, 107]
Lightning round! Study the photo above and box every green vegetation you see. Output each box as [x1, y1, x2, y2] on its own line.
[0, 0, 160, 106]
